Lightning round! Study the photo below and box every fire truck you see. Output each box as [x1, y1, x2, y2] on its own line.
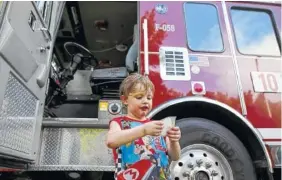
[0, 1, 281, 180]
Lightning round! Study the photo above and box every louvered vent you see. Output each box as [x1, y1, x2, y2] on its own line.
[159, 47, 191, 80]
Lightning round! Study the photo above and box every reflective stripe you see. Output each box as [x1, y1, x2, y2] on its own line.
[258, 128, 282, 140]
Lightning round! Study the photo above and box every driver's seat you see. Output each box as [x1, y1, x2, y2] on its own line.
[89, 24, 138, 98]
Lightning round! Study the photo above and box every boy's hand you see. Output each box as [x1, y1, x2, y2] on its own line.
[167, 127, 181, 142]
[143, 121, 164, 136]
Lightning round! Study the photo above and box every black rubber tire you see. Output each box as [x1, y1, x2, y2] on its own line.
[177, 117, 257, 180]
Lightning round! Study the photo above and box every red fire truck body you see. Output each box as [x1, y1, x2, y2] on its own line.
[0, 1, 280, 180]
[139, 1, 281, 179]
[140, 1, 281, 129]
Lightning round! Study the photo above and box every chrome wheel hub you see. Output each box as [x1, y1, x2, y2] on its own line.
[195, 171, 209, 180]
[170, 144, 233, 180]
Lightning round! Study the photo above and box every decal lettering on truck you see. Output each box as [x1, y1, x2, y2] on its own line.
[155, 23, 175, 32]
[251, 71, 282, 93]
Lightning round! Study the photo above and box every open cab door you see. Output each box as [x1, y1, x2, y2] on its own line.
[0, 1, 64, 168]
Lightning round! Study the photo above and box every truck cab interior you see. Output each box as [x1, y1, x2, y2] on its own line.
[45, 1, 138, 118]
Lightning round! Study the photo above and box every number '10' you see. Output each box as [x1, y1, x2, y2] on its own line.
[258, 73, 278, 92]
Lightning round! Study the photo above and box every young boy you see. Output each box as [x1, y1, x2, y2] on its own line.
[106, 73, 181, 180]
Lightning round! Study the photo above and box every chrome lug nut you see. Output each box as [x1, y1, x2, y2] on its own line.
[211, 170, 218, 176]
[196, 159, 203, 167]
[183, 171, 190, 177]
[205, 162, 212, 169]
[187, 163, 194, 169]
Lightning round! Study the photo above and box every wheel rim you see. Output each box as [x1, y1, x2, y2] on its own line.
[170, 144, 233, 180]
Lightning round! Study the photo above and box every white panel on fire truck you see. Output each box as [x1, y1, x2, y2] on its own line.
[251, 71, 282, 93]
[159, 47, 191, 81]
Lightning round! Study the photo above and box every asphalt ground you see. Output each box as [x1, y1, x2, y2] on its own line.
[0, 169, 281, 180]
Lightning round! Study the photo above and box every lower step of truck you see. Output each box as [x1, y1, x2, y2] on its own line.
[28, 118, 115, 171]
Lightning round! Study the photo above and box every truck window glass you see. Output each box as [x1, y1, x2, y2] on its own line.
[34, 1, 53, 29]
[0, 1, 7, 29]
[230, 8, 280, 56]
[184, 3, 224, 52]
[0, 1, 3, 19]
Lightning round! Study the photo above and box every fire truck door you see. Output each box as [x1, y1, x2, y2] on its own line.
[223, 2, 281, 129]
[0, 1, 64, 166]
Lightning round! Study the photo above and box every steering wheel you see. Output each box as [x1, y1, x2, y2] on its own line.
[63, 42, 98, 69]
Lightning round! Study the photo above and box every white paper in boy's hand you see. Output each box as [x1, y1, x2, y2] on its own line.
[160, 116, 176, 136]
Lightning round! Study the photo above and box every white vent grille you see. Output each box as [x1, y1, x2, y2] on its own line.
[159, 47, 191, 80]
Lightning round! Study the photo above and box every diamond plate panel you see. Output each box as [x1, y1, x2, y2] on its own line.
[29, 165, 115, 171]
[30, 128, 115, 171]
[0, 74, 38, 154]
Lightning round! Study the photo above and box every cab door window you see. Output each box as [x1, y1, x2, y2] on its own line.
[34, 1, 53, 29]
[0, 1, 7, 28]
[230, 8, 280, 56]
[184, 3, 224, 52]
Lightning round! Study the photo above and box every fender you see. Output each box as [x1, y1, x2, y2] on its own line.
[147, 96, 273, 173]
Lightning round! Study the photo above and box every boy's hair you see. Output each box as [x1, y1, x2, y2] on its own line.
[119, 73, 155, 97]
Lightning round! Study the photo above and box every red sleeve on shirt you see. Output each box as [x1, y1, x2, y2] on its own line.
[109, 116, 123, 128]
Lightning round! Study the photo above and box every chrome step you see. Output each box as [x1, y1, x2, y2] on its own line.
[42, 118, 109, 128]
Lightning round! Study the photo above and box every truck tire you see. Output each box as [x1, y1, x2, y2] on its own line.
[170, 117, 257, 180]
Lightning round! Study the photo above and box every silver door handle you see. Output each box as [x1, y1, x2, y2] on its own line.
[36, 64, 48, 88]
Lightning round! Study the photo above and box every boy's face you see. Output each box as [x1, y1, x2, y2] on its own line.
[122, 83, 153, 120]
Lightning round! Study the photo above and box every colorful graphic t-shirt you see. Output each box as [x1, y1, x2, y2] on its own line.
[110, 116, 171, 180]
